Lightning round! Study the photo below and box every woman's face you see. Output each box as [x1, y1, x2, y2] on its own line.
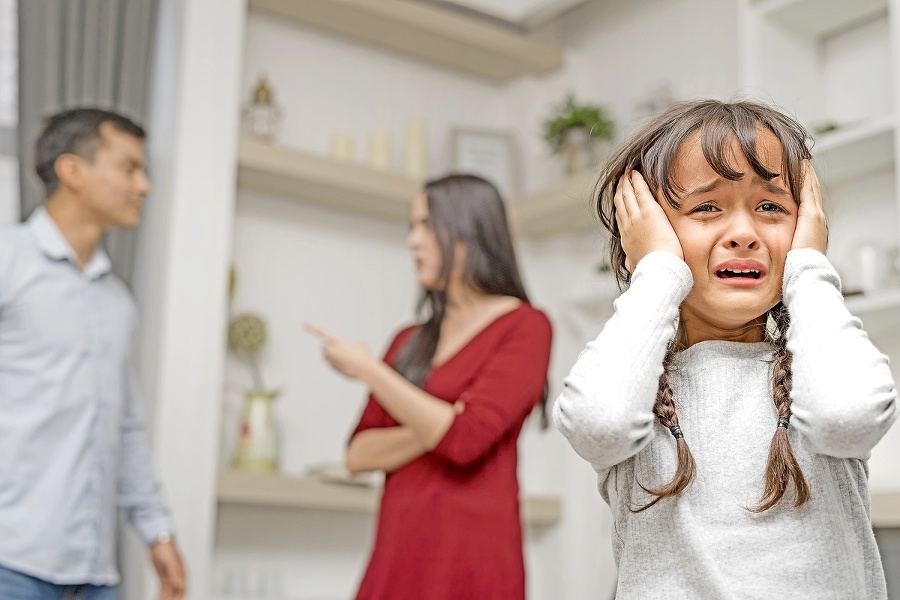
[659, 129, 798, 343]
[407, 192, 445, 290]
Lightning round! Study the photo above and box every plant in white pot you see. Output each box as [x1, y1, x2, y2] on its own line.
[228, 312, 280, 472]
[543, 93, 615, 175]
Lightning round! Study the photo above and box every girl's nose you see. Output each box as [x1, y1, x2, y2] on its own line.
[726, 211, 760, 250]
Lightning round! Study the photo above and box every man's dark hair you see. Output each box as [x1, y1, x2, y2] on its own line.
[34, 107, 146, 195]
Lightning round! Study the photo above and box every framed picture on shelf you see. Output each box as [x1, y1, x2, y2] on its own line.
[450, 128, 519, 199]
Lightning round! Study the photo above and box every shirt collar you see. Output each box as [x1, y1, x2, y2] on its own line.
[26, 207, 113, 279]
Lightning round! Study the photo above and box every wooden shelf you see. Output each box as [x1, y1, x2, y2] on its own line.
[237, 141, 604, 236]
[756, 0, 888, 37]
[813, 116, 895, 187]
[217, 470, 562, 527]
[510, 170, 598, 237]
[248, 0, 563, 82]
[872, 492, 900, 528]
[237, 138, 419, 222]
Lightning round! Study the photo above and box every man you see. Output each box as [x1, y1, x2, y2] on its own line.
[0, 108, 186, 599]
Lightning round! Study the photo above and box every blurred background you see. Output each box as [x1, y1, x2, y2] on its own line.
[2, 0, 900, 598]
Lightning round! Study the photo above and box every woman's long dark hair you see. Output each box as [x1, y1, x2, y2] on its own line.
[595, 100, 813, 511]
[394, 174, 549, 427]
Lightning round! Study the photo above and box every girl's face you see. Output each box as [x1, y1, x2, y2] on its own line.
[660, 129, 798, 343]
[406, 192, 467, 291]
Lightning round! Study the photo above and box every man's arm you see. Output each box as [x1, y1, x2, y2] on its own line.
[118, 342, 186, 599]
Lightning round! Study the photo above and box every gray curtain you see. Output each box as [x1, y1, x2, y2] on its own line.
[17, 0, 159, 284]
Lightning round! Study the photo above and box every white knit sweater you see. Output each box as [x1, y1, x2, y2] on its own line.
[554, 249, 898, 600]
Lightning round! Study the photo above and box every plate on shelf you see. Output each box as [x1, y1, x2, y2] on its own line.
[306, 462, 382, 488]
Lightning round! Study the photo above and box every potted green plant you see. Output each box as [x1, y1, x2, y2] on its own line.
[543, 93, 614, 174]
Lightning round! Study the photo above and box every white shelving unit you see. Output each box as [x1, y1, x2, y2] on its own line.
[742, 0, 900, 294]
[742, 0, 900, 499]
[812, 114, 895, 186]
[247, 0, 563, 82]
[741, 0, 899, 201]
[217, 470, 562, 527]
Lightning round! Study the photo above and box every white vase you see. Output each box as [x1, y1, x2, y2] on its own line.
[232, 389, 280, 472]
[560, 126, 600, 175]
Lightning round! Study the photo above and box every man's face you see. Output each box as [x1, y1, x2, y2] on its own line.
[78, 123, 151, 230]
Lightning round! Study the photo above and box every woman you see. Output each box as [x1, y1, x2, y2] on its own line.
[307, 174, 552, 600]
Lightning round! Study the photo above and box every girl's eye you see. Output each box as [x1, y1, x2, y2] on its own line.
[689, 203, 718, 214]
[758, 202, 787, 214]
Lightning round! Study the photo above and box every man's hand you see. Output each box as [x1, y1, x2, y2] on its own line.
[150, 539, 186, 600]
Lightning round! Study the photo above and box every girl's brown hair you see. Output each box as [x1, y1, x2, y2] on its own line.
[595, 99, 812, 512]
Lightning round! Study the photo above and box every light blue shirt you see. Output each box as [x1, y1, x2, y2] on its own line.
[0, 208, 173, 585]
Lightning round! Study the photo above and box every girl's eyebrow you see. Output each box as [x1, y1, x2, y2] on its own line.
[757, 178, 791, 196]
[685, 176, 790, 197]
[685, 179, 723, 197]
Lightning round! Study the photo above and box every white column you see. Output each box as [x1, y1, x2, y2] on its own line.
[127, 0, 247, 598]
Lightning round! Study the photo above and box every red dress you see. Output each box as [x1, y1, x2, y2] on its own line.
[351, 303, 552, 600]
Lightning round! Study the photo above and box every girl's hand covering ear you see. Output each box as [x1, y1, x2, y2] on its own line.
[791, 160, 828, 253]
[614, 170, 684, 272]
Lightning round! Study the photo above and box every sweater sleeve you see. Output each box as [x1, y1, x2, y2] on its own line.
[783, 249, 898, 459]
[430, 310, 552, 468]
[553, 251, 692, 470]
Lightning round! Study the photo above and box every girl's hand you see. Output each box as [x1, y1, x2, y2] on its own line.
[792, 160, 828, 253]
[305, 323, 376, 380]
[614, 170, 683, 272]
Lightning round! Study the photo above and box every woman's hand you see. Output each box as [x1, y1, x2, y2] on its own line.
[791, 160, 828, 253]
[305, 323, 377, 381]
[614, 170, 683, 272]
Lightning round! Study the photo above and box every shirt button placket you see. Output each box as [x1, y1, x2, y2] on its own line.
[83, 274, 103, 576]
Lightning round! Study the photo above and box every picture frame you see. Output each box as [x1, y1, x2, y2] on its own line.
[450, 128, 519, 199]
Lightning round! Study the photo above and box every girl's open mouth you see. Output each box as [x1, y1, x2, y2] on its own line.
[716, 268, 761, 280]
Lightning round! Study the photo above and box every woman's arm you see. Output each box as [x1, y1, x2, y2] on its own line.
[346, 426, 428, 474]
[308, 323, 460, 450]
[313, 312, 552, 467]
[355, 361, 458, 450]
[554, 251, 691, 470]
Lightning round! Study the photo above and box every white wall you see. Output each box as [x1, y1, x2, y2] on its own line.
[129, 1, 247, 599]
[240, 13, 511, 178]
[218, 2, 741, 599]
